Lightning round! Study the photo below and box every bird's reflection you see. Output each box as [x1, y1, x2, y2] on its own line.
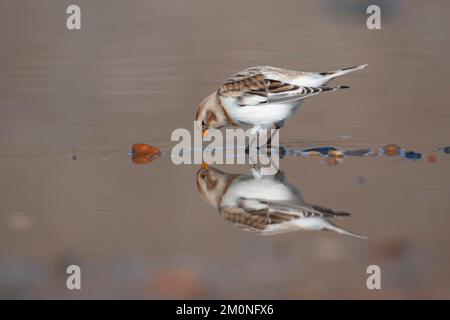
[196, 165, 366, 238]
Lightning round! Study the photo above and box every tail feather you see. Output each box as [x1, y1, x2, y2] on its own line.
[320, 85, 350, 91]
[324, 220, 368, 239]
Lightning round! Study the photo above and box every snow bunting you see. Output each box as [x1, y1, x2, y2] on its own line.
[195, 64, 368, 145]
[196, 165, 366, 238]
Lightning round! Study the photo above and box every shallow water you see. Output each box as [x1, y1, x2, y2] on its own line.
[1, 0, 450, 299]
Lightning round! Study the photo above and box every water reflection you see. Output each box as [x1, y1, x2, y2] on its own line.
[196, 165, 366, 238]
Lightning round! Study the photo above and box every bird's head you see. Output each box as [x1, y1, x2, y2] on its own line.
[195, 92, 230, 137]
[196, 165, 233, 208]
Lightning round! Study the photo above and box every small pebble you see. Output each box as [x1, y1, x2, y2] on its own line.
[327, 150, 345, 158]
[71, 155, 79, 160]
[438, 146, 450, 154]
[382, 144, 401, 156]
[344, 149, 372, 157]
[302, 146, 337, 155]
[403, 151, 422, 160]
[132, 143, 161, 156]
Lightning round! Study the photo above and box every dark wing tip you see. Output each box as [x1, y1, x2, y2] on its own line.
[311, 204, 351, 218]
[339, 85, 350, 89]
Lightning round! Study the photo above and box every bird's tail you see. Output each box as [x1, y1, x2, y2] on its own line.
[319, 85, 350, 92]
[319, 64, 368, 81]
[323, 220, 368, 239]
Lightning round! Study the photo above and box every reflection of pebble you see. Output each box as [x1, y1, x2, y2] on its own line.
[9, 213, 32, 231]
[324, 157, 342, 166]
[132, 154, 160, 164]
[353, 176, 367, 186]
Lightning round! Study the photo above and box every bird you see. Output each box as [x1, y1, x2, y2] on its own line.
[196, 165, 367, 238]
[195, 64, 368, 149]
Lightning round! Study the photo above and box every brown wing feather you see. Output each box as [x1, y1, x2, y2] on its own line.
[220, 206, 298, 231]
[219, 70, 299, 98]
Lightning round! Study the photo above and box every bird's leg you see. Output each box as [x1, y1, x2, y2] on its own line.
[245, 134, 257, 154]
[266, 135, 272, 150]
[266, 203, 272, 224]
[263, 125, 280, 156]
[252, 162, 261, 173]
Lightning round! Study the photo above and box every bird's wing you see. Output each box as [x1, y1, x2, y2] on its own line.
[219, 206, 296, 232]
[309, 204, 351, 217]
[265, 201, 350, 218]
[218, 197, 350, 231]
[218, 68, 347, 106]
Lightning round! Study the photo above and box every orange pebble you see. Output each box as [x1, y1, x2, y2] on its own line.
[427, 154, 438, 163]
[131, 154, 156, 164]
[132, 143, 160, 156]
[383, 144, 401, 156]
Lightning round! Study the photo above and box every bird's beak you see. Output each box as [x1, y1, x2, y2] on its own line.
[202, 129, 208, 137]
[200, 162, 209, 170]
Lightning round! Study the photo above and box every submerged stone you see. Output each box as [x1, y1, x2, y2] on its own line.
[403, 151, 422, 160]
[302, 146, 337, 155]
[382, 144, 401, 156]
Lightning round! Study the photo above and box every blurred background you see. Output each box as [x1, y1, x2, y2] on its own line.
[0, 0, 450, 299]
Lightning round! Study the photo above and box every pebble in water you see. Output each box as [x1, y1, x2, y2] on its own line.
[344, 149, 372, 157]
[131, 143, 161, 165]
[438, 146, 450, 154]
[382, 144, 401, 156]
[327, 150, 345, 158]
[132, 143, 161, 156]
[402, 151, 422, 160]
[302, 146, 337, 156]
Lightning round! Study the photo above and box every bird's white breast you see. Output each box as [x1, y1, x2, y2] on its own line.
[222, 97, 299, 127]
[221, 178, 298, 208]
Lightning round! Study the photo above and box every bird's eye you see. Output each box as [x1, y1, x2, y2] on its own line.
[201, 120, 206, 128]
